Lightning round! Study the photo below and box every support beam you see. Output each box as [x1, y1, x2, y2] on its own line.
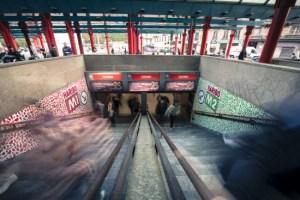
[0, 21, 18, 51]
[32, 36, 40, 49]
[259, 0, 296, 63]
[181, 29, 187, 55]
[225, 30, 236, 58]
[38, 33, 45, 49]
[174, 34, 178, 55]
[65, 21, 77, 55]
[88, 25, 96, 52]
[242, 26, 254, 50]
[136, 27, 139, 54]
[105, 32, 110, 55]
[18, 21, 33, 55]
[41, 13, 58, 56]
[140, 35, 143, 54]
[74, 21, 84, 54]
[127, 22, 132, 54]
[187, 26, 195, 55]
[200, 16, 211, 55]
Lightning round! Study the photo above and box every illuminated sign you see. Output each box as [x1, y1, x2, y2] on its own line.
[91, 73, 123, 81]
[130, 73, 160, 81]
[165, 81, 195, 91]
[129, 81, 159, 92]
[168, 73, 198, 81]
[91, 81, 123, 92]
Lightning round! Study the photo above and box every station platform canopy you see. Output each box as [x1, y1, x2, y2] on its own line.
[1, 0, 300, 38]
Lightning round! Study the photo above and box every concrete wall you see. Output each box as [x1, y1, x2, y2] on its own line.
[84, 55, 200, 72]
[200, 56, 300, 128]
[272, 59, 300, 68]
[0, 55, 90, 120]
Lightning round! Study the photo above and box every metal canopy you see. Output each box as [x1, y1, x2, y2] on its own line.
[1, 0, 300, 38]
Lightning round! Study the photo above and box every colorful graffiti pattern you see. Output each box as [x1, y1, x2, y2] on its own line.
[0, 78, 92, 161]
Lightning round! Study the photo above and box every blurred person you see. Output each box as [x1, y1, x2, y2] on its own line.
[165, 100, 181, 128]
[238, 48, 247, 60]
[49, 44, 58, 57]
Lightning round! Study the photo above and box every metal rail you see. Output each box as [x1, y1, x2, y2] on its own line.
[193, 110, 281, 127]
[110, 113, 142, 200]
[146, 113, 186, 200]
[83, 113, 140, 200]
[149, 113, 232, 200]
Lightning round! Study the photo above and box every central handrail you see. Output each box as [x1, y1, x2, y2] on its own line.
[146, 112, 186, 200]
[149, 112, 235, 200]
[83, 113, 140, 200]
[110, 113, 142, 200]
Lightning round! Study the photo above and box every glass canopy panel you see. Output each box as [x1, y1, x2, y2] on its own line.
[215, 0, 240, 2]
[267, 0, 276, 5]
[242, 0, 266, 4]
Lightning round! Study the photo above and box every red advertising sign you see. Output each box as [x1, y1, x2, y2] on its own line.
[130, 73, 160, 81]
[91, 81, 123, 92]
[129, 81, 159, 92]
[168, 73, 198, 81]
[91, 73, 123, 81]
[165, 81, 195, 91]
[63, 86, 80, 113]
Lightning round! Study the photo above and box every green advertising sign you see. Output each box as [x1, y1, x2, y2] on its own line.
[205, 92, 219, 112]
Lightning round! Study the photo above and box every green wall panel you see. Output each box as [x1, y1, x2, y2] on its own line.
[192, 78, 276, 135]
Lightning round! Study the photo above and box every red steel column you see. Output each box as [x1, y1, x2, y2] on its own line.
[225, 30, 236, 58]
[200, 16, 211, 55]
[19, 21, 33, 55]
[242, 26, 254, 50]
[174, 34, 178, 55]
[181, 29, 187, 55]
[0, 21, 18, 51]
[187, 27, 195, 55]
[140, 34, 143, 54]
[74, 21, 84, 54]
[38, 33, 45, 49]
[127, 22, 132, 54]
[33, 36, 39, 48]
[41, 13, 58, 56]
[88, 26, 96, 52]
[136, 28, 139, 54]
[105, 33, 110, 55]
[65, 21, 77, 55]
[259, 0, 296, 63]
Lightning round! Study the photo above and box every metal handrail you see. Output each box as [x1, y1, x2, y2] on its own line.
[149, 113, 234, 200]
[83, 113, 140, 200]
[146, 112, 186, 200]
[109, 113, 142, 200]
[193, 110, 280, 127]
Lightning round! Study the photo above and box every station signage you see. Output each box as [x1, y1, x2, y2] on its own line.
[167, 73, 198, 81]
[91, 73, 123, 81]
[91, 81, 123, 92]
[165, 81, 195, 91]
[129, 73, 160, 81]
[129, 81, 159, 92]
[63, 86, 80, 113]
[205, 85, 221, 112]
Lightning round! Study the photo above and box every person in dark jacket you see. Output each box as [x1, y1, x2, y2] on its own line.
[238, 48, 247, 60]
[62, 42, 72, 56]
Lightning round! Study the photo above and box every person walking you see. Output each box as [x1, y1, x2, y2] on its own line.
[165, 100, 180, 128]
[107, 100, 115, 124]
